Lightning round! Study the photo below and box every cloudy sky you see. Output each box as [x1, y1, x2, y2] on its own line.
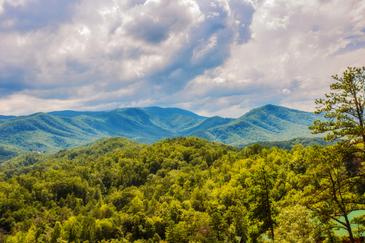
[0, 0, 364, 117]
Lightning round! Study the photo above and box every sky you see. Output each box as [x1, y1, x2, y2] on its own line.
[0, 0, 364, 117]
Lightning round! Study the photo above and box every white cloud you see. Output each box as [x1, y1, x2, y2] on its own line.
[179, 0, 365, 116]
[0, 0, 254, 115]
[0, 94, 83, 115]
[0, 0, 364, 117]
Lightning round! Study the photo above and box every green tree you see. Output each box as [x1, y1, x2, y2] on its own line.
[274, 205, 320, 243]
[300, 146, 364, 243]
[80, 216, 96, 242]
[63, 216, 81, 242]
[245, 160, 276, 241]
[50, 222, 62, 243]
[311, 67, 365, 150]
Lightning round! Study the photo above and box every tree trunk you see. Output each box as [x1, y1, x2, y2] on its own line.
[343, 213, 355, 243]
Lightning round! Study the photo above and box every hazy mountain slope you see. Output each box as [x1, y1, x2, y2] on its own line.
[182, 116, 234, 135]
[193, 104, 319, 146]
[0, 115, 15, 124]
[0, 113, 102, 152]
[0, 144, 20, 162]
[0, 107, 206, 153]
[140, 107, 206, 132]
[0, 115, 15, 120]
[0, 105, 321, 155]
[50, 107, 205, 141]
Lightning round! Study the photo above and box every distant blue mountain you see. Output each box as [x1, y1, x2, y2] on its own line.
[0, 105, 321, 157]
[192, 104, 320, 146]
[0, 115, 15, 121]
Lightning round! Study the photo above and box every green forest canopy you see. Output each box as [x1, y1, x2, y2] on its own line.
[0, 137, 364, 242]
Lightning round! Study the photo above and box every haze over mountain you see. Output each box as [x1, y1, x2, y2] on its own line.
[0, 104, 320, 159]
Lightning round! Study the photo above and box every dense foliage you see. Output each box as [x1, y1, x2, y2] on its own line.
[311, 67, 365, 148]
[0, 137, 364, 242]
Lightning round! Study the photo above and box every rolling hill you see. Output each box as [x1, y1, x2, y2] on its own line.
[0, 104, 321, 158]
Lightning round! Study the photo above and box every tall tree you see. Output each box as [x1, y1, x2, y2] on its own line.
[311, 67, 365, 151]
[300, 146, 364, 243]
[245, 159, 277, 241]
[310, 67, 365, 242]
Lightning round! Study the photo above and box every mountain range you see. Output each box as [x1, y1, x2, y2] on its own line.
[0, 104, 321, 159]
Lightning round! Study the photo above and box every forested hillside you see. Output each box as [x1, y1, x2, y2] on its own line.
[0, 107, 206, 154]
[194, 105, 320, 146]
[0, 137, 364, 242]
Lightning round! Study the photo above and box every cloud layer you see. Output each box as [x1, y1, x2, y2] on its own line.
[0, 0, 364, 117]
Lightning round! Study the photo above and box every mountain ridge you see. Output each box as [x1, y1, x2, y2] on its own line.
[0, 104, 320, 158]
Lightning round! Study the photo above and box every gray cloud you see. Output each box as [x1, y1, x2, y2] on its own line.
[0, 0, 78, 31]
[143, 0, 254, 92]
[0, 66, 29, 95]
[125, 1, 194, 44]
[335, 33, 365, 54]
[0, 0, 254, 104]
[0, 0, 364, 117]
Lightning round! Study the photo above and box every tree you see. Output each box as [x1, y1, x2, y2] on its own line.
[50, 222, 62, 243]
[245, 159, 277, 241]
[274, 205, 320, 243]
[311, 67, 365, 151]
[300, 146, 364, 243]
[309, 67, 365, 242]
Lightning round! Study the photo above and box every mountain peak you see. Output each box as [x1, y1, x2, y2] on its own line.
[242, 104, 309, 118]
[260, 104, 283, 109]
[255, 104, 296, 111]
